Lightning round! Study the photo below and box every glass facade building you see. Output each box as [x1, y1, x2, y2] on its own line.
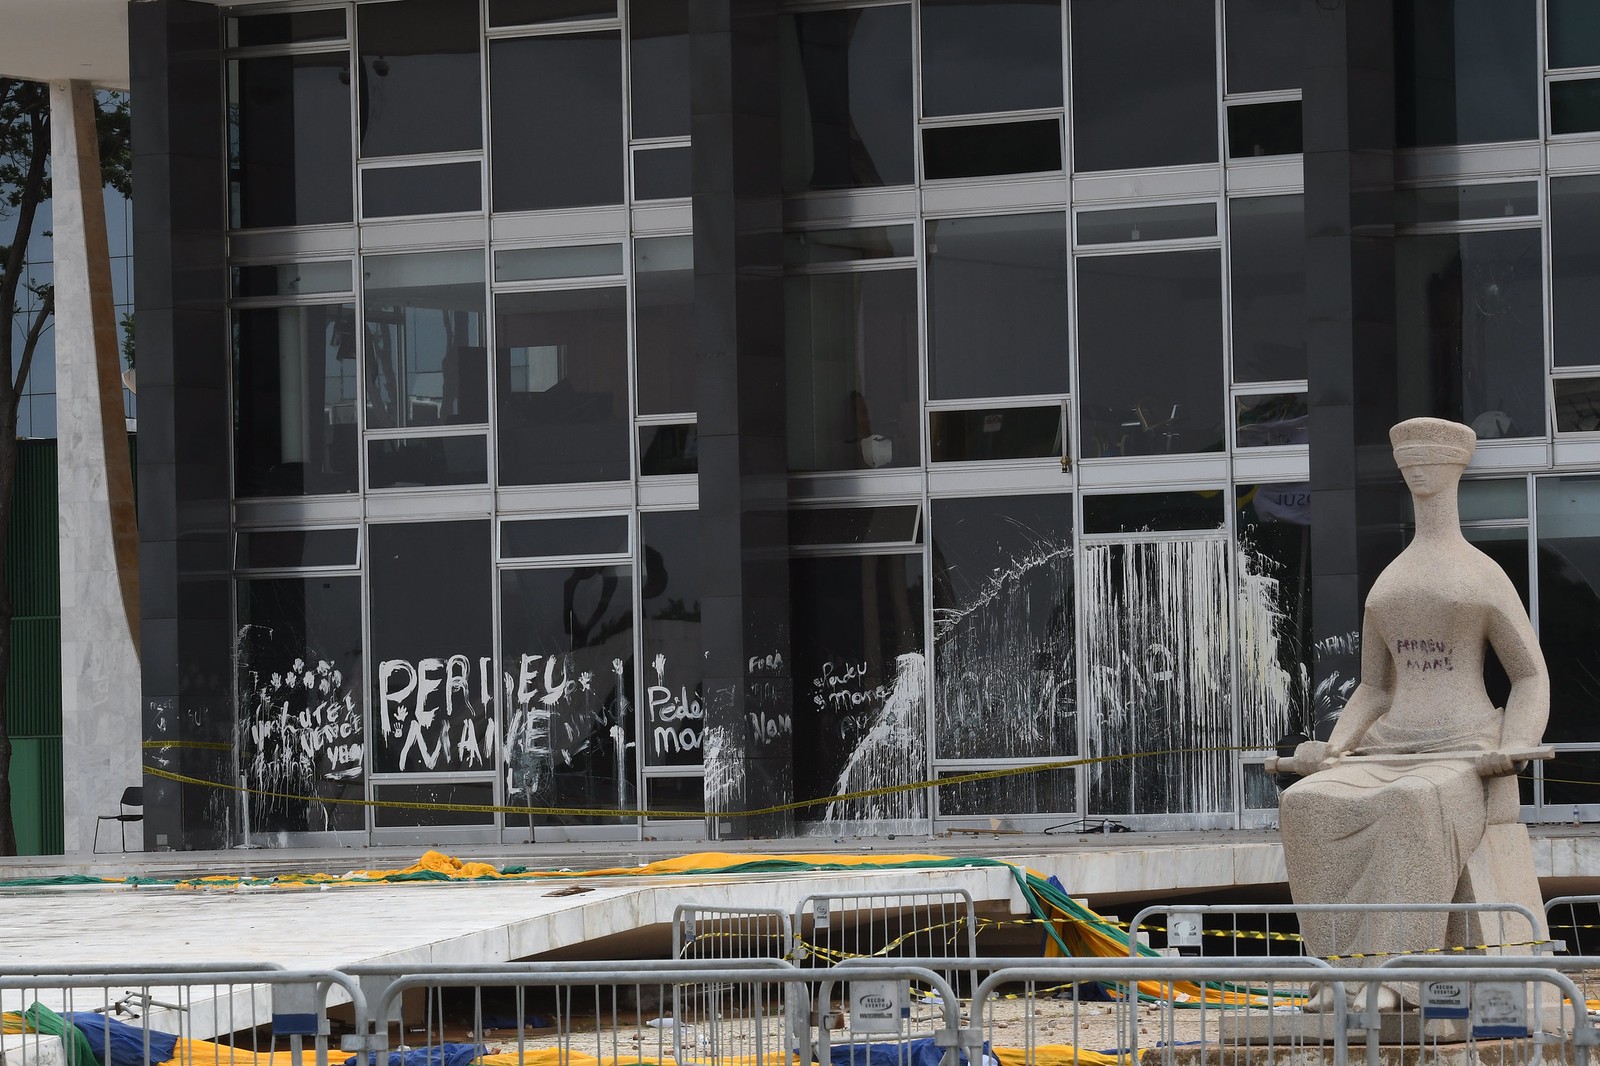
[128, 0, 1600, 847]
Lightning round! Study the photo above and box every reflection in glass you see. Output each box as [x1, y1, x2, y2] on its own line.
[1226, 101, 1302, 157]
[931, 495, 1074, 762]
[1070, 0, 1217, 171]
[1230, 196, 1306, 383]
[938, 771, 1074, 815]
[501, 515, 629, 559]
[1459, 478, 1529, 521]
[1395, 229, 1544, 439]
[930, 406, 1062, 462]
[496, 287, 630, 485]
[491, 33, 623, 211]
[231, 10, 346, 47]
[357, 0, 481, 157]
[785, 226, 914, 266]
[641, 511, 703, 769]
[363, 250, 488, 429]
[236, 577, 365, 833]
[786, 270, 919, 472]
[646, 776, 704, 813]
[1397, 0, 1536, 148]
[922, 120, 1062, 180]
[1237, 483, 1314, 751]
[1552, 79, 1600, 136]
[368, 520, 492, 778]
[1077, 250, 1225, 456]
[234, 305, 358, 497]
[1543, 751, 1600, 808]
[1396, 182, 1539, 225]
[1235, 393, 1308, 448]
[367, 434, 488, 488]
[236, 529, 359, 570]
[630, 0, 688, 140]
[1082, 491, 1226, 533]
[780, 6, 914, 192]
[790, 507, 920, 547]
[640, 424, 698, 476]
[1078, 203, 1216, 245]
[233, 261, 352, 299]
[634, 237, 695, 416]
[500, 566, 635, 822]
[1555, 378, 1600, 433]
[921, 0, 1062, 117]
[1552, 176, 1600, 368]
[1537, 477, 1600, 744]
[1549, 0, 1600, 70]
[373, 783, 493, 826]
[633, 146, 691, 200]
[926, 213, 1068, 400]
[229, 54, 352, 229]
[489, 0, 615, 26]
[1224, 0, 1302, 93]
[791, 554, 925, 820]
[361, 162, 481, 218]
[495, 244, 623, 284]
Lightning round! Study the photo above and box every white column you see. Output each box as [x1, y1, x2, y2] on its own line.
[49, 80, 142, 853]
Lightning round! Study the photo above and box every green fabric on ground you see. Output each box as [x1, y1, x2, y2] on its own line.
[24, 1002, 102, 1066]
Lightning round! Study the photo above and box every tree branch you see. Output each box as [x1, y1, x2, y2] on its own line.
[16, 285, 52, 394]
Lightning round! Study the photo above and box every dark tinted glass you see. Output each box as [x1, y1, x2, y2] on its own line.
[1552, 176, 1600, 368]
[491, 34, 624, 211]
[1078, 203, 1216, 245]
[929, 406, 1063, 461]
[1549, 0, 1600, 69]
[790, 506, 920, 546]
[1396, 182, 1539, 225]
[786, 270, 919, 472]
[489, 0, 615, 25]
[373, 782, 494, 826]
[633, 146, 691, 200]
[1537, 477, 1600, 743]
[1077, 250, 1225, 457]
[931, 494, 1074, 760]
[1224, 0, 1301, 93]
[641, 510, 703, 768]
[1236, 482, 1314, 747]
[236, 528, 359, 569]
[640, 424, 698, 475]
[361, 162, 481, 218]
[1551, 79, 1600, 136]
[1556, 378, 1600, 433]
[231, 10, 346, 46]
[634, 236, 695, 415]
[785, 226, 915, 266]
[500, 566, 635, 821]
[501, 515, 629, 558]
[233, 261, 352, 298]
[1230, 196, 1306, 383]
[1236, 393, 1308, 447]
[1397, 0, 1536, 148]
[367, 434, 489, 488]
[363, 250, 488, 429]
[1071, 0, 1217, 171]
[229, 55, 353, 229]
[1081, 491, 1227, 532]
[495, 244, 623, 283]
[938, 770, 1075, 815]
[235, 577, 364, 833]
[790, 553, 925, 820]
[922, 120, 1061, 179]
[1226, 100, 1302, 158]
[233, 305, 359, 497]
[1395, 229, 1544, 439]
[496, 286, 630, 485]
[630, 0, 688, 139]
[357, 0, 481, 156]
[781, 6, 914, 191]
[368, 520, 492, 776]
[926, 213, 1068, 399]
[646, 776, 704, 812]
[921, 0, 1062, 116]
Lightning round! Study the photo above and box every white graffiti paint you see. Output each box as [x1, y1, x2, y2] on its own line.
[823, 652, 927, 823]
[1236, 546, 1306, 749]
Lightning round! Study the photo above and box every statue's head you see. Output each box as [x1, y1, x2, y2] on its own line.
[1389, 417, 1475, 498]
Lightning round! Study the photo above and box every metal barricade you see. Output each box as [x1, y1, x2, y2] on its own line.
[670, 906, 796, 1060]
[1546, 894, 1600, 955]
[794, 889, 978, 982]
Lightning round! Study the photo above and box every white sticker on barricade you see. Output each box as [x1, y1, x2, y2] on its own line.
[1471, 981, 1530, 1039]
[1422, 979, 1470, 1020]
[849, 981, 905, 1035]
[1167, 912, 1203, 950]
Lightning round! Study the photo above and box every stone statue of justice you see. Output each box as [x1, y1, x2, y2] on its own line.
[1267, 416, 1552, 1009]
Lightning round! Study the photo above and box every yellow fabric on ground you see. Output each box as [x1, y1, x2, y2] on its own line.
[992, 1045, 1142, 1066]
[163, 1037, 357, 1066]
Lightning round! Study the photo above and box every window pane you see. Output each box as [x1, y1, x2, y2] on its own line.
[363, 250, 488, 430]
[1460, 478, 1529, 520]
[495, 244, 623, 283]
[361, 162, 481, 218]
[1396, 182, 1539, 225]
[1397, 0, 1536, 148]
[369, 520, 493, 776]
[1078, 203, 1216, 245]
[1237, 483, 1314, 749]
[790, 506, 920, 547]
[500, 566, 635, 821]
[922, 119, 1062, 180]
[233, 261, 352, 299]
[931, 494, 1074, 761]
[1395, 229, 1544, 439]
[367, 434, 489, 488]
[937, 770, 1075, 815]
[229, 54, 352, 229]
[1070, 0, 1217, 172]
[1549, 0, 1600, 69]
[489, 0, 615, 26]
[785, 226, 915, 267]
[921, 0, 1062, 117]
[496, 287, 630, 485]
[491, 33, 623, 211]
[236, 528, 359, 569]
[236, 577, 365, 834]
[1556, 377, 1600, 432]
[357, 0, 482, 157]
[1551, 79, 1600, 136]
[645, 776, 704, 814]
[641, 511, 703, 769]
[781, 6, 914, 192]
[1537, 477, 1600, 743]
[1078, 250, 1225, 457]
[1224, 0, 1302, 93]
[786, 270, 919, 472]
[634, 236, 695, 416]
[926, 213, 1068, 400]
[1236, 392, 1308, 447]
[633, 146, 691, 200]
[1226, 100, 1302, 158]
[1552, 176, 1600, 368]
[630, 0, 688, 139]
[501, 515, 629, 558]
[791, 554, 926, 821]
[1082, 491, 1226, 533]
[231, 10, 347, 47]
[233, 305, 359, 497]
[373, 782, 494, 826]
[1230, 196, 1306, 383]
[929, 406, 1062, 461]
[640, 423, 699, 475]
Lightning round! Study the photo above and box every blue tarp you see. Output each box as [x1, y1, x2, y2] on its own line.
[65, 1011, 178, 1066]
[361, 1045, 484, 1066]
[828, 1037, 983, 1066]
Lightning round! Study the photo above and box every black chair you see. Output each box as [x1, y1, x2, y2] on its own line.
[93, 786, 143, 853]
